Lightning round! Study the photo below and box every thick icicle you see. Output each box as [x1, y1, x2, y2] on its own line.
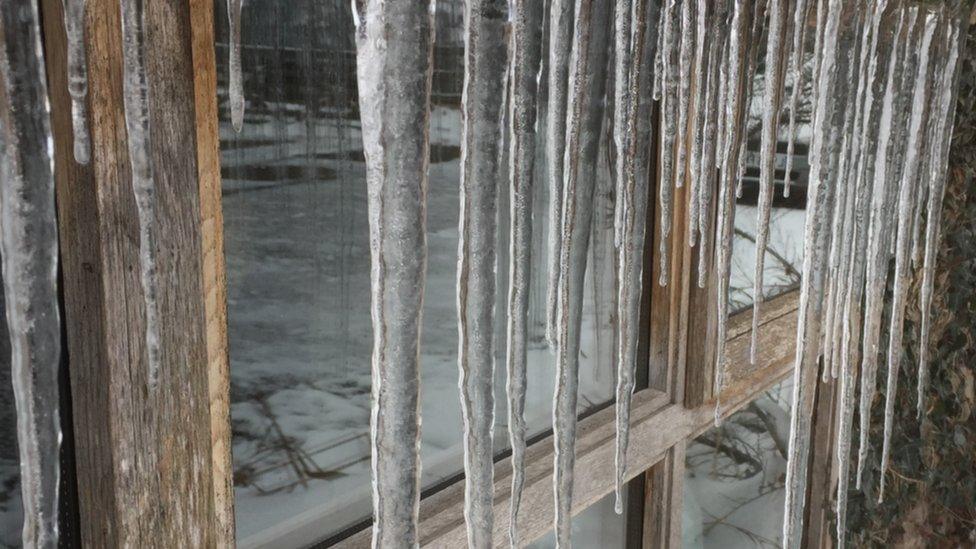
[0, 3, 61, 546]
[713, 0, 749, 416]
[878, 12, 937, 502]
[611, 0, 634, 249]
[613, 0, 657, 514]
[658, 0, 679, 286]
[553, 1, 610, 544]
[686, 0, 709, 248]
[457, 1, 509, 545]
[545, 0, 575, 347]
[63, 0, 91, 163]
[749, 0, 789, 364]
[781, 0, 842, 545]
[782, 0, 811, 198]
[119, 0, 162, 388]
[857, 8, 910, 489]
[352, 1, 434, 545]
[673, 0, 695, 191]
[505, 0, 543, 544]
[918, 15, 963, 418]
[227, 0, 244, 132]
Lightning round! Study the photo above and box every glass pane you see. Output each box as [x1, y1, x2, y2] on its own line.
[528, 489, 629, 548]
[682, 379, 793, 548]
[215, 0, 618, 543]
[729, 38, 812, 312]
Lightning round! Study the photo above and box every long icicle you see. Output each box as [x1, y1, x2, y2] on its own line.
[781, 0, 842, 545]
[505, 0, 543, 544]
[658, 0, 679, 286]
[918, 12, 964, 418]
[878, 10, 936, 502]
[227, 0, 244, 132]
[611, 0, 634, 249]
[545, 0, 575, 347]
[713, 0, 750, 420]
[457, 1, 509, 545]
[63, 0, 91, 163]
[119, 0, 162, 389]
[553, 1, 610, 544]
[749, 0, 789, 364]
[857, 7, 910, 489]
[687, 0, 709, 249]
[781, 0, 811, 198]
[352, 1, 434, 545]
[613, 0, 656, 514]
[673, 0, 695, 192]
[0, 3, 62, 546]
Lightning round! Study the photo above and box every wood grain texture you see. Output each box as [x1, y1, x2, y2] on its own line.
[40, 0, 229, 545]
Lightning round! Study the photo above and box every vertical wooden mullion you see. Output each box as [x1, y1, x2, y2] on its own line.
[40, 0, 232, 545]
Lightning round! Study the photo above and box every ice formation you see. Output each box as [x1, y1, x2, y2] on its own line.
[119, 0, 162, 389]
[0, 4, 62, 547]
[63, 0, 91, 163]
[227, 0, 244, 132]
[457, 0, 509, 545]
[352, 0, 434, 546]
[505, 1, 544, 545]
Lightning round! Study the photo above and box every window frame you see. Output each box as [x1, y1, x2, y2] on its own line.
[40, 0, 840, 547]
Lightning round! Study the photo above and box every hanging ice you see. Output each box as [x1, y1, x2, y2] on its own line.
[505, 1, 543, 545]
[456, 0, 509, 546]
[352, 1, 434, 545]
[781, 0, 811, 198]
[545, 0, 574, 347]
[227, 0, 244, 132]
[657, 0, 679, 286]
[0, 3, 62, 547]
[552, 0, 610, 544]
[673, 0, 694, 192]
[119, 0, 162, 388]
[613, 0, 658, 514]
[63, 0, 91, 163]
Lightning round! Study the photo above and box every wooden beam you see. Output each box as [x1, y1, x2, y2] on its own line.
[39, 0, 231, 545]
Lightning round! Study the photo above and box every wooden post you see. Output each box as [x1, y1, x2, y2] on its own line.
[39, 0, 233, 545]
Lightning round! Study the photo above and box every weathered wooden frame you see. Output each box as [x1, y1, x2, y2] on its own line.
[37, 0, 834, 546]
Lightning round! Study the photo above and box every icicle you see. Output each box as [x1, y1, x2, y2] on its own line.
[694, 3, 728, 287]
[857, 7, 910, 490]
[553, 1, 610, 544]
[505, 0, 543, 545]
[611, 0, 634, 250]
[119, 0, 162, 388]
[227, 0, 244, 132]
[457, 1, 509, 545]
[62, 0, 91, 163]
[0, 3, 61, 546]
[686, 0, 709, 248]
[658, 0, 679, 286]
[781, 0, 841, 546]
[749, 0, 789, 365]
[733, 0, 769, 200]
[878, 12, 937, 501]
[613, 0, 657, 514]
[545, 0, 575, 348]
[352, 1, 434, 545]
[713, 0, 748, 422]
[781, 0, 811, 198]
[918, 14, 963, 418]
[673, 0, 695, 191]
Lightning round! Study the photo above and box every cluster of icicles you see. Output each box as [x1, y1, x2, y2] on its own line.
[342, 0, 970, 547]
[0, 0, 164, 546]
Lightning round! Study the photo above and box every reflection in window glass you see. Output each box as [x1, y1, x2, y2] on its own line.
[683, 380, 792, 548]
[215, 1, 618, 543]
[0, 272, 21, 548]
[529, 489, 629, 548]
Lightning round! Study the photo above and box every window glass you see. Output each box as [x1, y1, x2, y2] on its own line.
[0, 277, 21, 548]
[682, 380, 792, 548]
[215, 0, 618, 543]
[528, 489, 630, 548]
